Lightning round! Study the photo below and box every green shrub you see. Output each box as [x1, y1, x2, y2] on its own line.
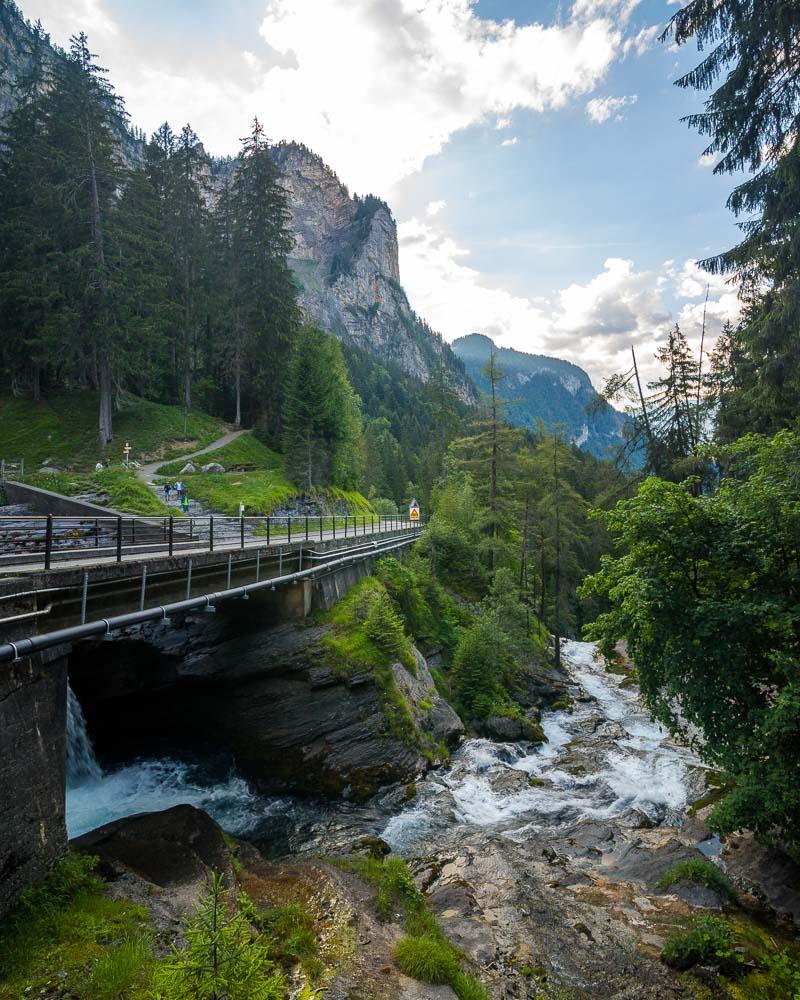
[656, 859, 736, 901]
[451, 969, 491, 1000]
[394, 936, 461, 983]
[756, 949, 800, 998]
[661, 916, 740, 973]
[263, 902, 322, 977]
[152, 872, 284, 1000]
[364, 590, 413, 664]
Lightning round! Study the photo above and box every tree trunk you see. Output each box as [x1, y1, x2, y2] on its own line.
[85, 107, 112, 448]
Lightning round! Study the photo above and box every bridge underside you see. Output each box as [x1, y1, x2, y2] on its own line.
[0, 533, 410, 918]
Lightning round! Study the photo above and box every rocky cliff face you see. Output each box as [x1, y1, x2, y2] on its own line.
[271, 142, 470, 392]
[69, 612, 463, 804]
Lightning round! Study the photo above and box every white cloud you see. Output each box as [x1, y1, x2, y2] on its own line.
[398, 218, 740, 385]
[24, 0, 643, 195]
[622, 24, 660, 56]
[494, 116, 512, 129]
[426, 199, 447, 217]
[500, 136, 519, 147]
[586, 94, 637, 123]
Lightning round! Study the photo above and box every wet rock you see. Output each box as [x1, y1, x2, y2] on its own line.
[721, 831, 800, 926]
[72, 804, 235, 891]
[482, 715, 543, 743]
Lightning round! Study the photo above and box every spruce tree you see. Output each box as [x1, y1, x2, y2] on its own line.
[664, 0, 800, 432]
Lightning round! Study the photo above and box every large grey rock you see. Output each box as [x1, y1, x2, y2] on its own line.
[201, 462, 225, 473]
[69, 616, 464, 804]
[72, 804, 234, 890]
[179, 462, 196, 474]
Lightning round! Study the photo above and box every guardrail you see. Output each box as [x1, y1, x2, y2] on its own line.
[0, 532, 419, 663]
[0, 513, 422, 570]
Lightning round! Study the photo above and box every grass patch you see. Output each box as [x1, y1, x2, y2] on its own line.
[343, 856, 489, 1000]
[0, 390, 223, 472]
[656, 859, 736, 901]
[156, 432, 283, 476]
[23, 467, 173, 516]
[169, 471, 299, 516]
[321, 578, 421, 750]
[662, 916, 741, 974]
[0, 853, 156, 1000]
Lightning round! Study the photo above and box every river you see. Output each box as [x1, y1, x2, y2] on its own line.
[66, 640, 708, 858]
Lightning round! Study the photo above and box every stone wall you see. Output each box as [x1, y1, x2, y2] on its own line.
[0, 647, 68, 919]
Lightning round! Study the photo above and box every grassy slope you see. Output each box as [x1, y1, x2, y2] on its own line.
[23, 469, 173, 516]
[156, 432, 375, 518]
[0, 392, 224, 472]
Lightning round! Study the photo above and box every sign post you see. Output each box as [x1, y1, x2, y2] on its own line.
[409, 498, 420, 524]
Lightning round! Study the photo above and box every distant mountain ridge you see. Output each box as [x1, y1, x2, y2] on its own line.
[452, 334, 625, 458]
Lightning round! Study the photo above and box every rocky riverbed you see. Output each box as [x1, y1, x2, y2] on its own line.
[65, 639, 800, 998]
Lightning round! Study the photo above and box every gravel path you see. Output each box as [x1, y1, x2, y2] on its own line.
[136, 427, 249, 482]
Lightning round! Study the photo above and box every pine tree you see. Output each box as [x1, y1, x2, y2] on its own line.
[664, 0, 800, 432]
[283, 326, 364, 491]
[230, 118, 299, 438]
[153, 871, 284, 1000]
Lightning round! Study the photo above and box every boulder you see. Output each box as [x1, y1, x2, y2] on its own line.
[38, 466, 59, 474]
[72, 804, 234, 889]
[483, 714, 543, 743]
[179, 462, 196, 474]
[201, 462, 225, 473]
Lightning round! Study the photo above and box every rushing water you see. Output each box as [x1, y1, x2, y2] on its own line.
[66, 684, 103, 787]
[65, 640, 706, 852]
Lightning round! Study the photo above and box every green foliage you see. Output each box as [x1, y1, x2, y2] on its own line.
[156, 432, 283, 476]
[664, 1, 800, 437]
[363, 589, 413, 665]
[0, 391, 223, 472]
[0, 853, 155, 1000]
[394, 936, 460, 983]
[754, 949, 800, 999]
[283, 325, 365, 491]
[656, 860, 736, 901]
[661, 916, 740, 974]
[86, 932, 155, 999]
[163, 470, 298, 517]
[346, 856, 488, 1000]
[582, 430, 800, 843]
[152, 871, 284, 1000]
[262, 903, 322, 977]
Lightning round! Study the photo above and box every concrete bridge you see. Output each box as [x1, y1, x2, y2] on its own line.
[0, 500, 422, 917]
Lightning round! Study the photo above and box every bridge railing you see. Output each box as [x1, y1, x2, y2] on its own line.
[0, 513, 422, 569]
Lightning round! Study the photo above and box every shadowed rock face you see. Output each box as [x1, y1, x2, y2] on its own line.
[69, 610, 463, 803]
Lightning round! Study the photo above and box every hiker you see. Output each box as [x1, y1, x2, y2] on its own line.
[174, 479, 183, 500]
[181, 493, 190, 514]
[163, 482, 172, 502]
[95, 461, 103, 472]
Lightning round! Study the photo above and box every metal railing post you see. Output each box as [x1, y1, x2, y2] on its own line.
[168, 516, 174, 557]
[116, 517, 123, 563]
[227, 553, 232, 589]
[240, 515, 245, 549]
[319, 516, 323, 542]
[344, 516, 348, 538]
[44, 515, 53, 570]
[209, 516, 214, 552]
[95, 518, 100, 547]
[256, 550, 261, 583]
[186, 559, 193, 599]
[332, 517, 336, 539]
[287, 517, 292, 544]
[81, 571, 89, 623]
[267, 516, 270, 545]
[305, 515, 309, 542]
[139, 565, 147, 611]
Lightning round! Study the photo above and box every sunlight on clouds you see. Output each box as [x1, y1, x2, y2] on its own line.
[586, 94, 637, 123]
[399, 219, 740, 385]
[23, 0, 638, 195]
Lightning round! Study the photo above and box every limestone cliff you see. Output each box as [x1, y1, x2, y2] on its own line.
[270, 142, 470, 391]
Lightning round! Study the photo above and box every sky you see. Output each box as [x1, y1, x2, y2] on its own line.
[18, 0, 744, 386]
